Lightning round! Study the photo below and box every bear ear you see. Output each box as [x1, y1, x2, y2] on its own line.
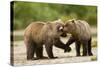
[71, 19, 75, 23]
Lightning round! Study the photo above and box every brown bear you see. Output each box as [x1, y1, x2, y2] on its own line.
[24, 20, 70, 60]
[63, 19, 93, 56]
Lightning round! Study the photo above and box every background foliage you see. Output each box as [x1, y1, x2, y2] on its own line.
[12, 1, 97, 30]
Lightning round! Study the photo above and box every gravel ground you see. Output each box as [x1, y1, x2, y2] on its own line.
[13, 37, 97, 66]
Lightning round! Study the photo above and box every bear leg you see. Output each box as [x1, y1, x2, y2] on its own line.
[75, 41, 81, 56]
[82, 41, 88, 56]
[64, 36, 75, 52]
[54, 38, 67, 50]
[88, 38, 93, 56]
[45, 42, 58, 59]
[36, 46, 48, 59]
[26, 42, 35, 60]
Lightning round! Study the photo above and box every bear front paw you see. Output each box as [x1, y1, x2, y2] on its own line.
[64, 47, 71, 53]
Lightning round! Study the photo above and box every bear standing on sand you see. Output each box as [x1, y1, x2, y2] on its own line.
[64, 19, 93, 56]
[24, 20, 70, 60]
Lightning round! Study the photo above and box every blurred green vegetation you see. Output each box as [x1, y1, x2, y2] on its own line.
[92, 40, 97, 48]
[12, 1, 97, 30]
[91, 56, 97, 61]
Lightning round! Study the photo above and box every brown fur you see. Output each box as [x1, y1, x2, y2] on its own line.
[64, 19, 93, 56]
[24, 21, 67, 60]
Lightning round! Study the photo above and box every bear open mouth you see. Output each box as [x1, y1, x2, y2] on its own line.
[60, 33, 67, 37]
